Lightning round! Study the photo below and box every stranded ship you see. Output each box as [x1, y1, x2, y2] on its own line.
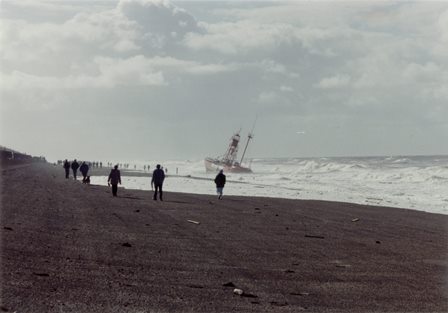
[204, 130, 254, 173]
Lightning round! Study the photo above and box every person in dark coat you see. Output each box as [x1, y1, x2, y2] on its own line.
[71, 159, 80, 180]
[151, 164, 165, 201]
[80, 161, 89, 183]
[108, 165, 121, 197]
[214, 169, 226, 199]
[63, 159, 70, 179]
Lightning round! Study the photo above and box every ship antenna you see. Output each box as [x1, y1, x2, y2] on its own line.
[240, 116, 257, 165]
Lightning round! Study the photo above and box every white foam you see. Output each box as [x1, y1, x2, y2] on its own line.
[92, 156, 448, 215]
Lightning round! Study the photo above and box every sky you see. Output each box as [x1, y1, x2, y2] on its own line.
[1, 0, 448, 162]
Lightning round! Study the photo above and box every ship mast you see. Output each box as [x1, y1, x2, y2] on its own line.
[239, 132, 253, 164]
[239, 117, 257, 165]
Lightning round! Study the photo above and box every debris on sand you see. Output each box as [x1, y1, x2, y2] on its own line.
[233, 288, 244, 295]
[335, 263, 351, 268]
[270, 301, 288, 306]
[242, 293, 258, 298]
[33, 272, 50, 277]
[290, 292, 310, 296]
[352, 218, 360, 222]
[187, 220, 200, 225]
[305, 234, 325, 239]
[233, 288, 258, 298]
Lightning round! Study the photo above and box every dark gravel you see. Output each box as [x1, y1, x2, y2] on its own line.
[1, 163, 447, 313]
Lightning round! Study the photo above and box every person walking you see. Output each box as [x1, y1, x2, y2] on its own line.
[151, 164, 165, 201]
[63, 159, 70, 179]
[214, 169, 226, 199]
[108, 165, 121, 197]
[80, 161, 89, 183]
[71, 159, 80, 180]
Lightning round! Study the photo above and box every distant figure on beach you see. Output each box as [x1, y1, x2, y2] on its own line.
[214, 170, 226, 200]
[63, 159, 70, 179]
[80, 161, 89, 183]
[108, 165, 121, 197]
[71, 159, 80, 180]
[151, 164, 165, 201]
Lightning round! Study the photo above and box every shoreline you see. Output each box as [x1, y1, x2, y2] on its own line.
[1, 163, 447, 312]
[85, 167, 447, 216]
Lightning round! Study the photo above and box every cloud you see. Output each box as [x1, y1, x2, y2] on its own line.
[1, 0, 204, 73]
[316, 74, 351, 89]
[0, 54, 244, 91]
[280, 86, 293, 92]
[1, 56, 166, 90]
[1, 0, 448, 159]
[438, 9, 448, 42]
[259, 59, 288, 75]
[258, 91, 279, 104]
[113, 39, 141, 53]
[184, 21, 300, 54]
[118, 0, 202, 47]
[403, 62, 440, 82]
[0, 0, 240, 93]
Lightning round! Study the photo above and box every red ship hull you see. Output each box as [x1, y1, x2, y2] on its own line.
[204, 158, 252, 173]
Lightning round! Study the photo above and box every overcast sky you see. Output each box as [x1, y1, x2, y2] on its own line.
[1, 0, 447, 162]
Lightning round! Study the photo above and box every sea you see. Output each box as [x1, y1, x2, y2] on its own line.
[90, 155, 448, 215]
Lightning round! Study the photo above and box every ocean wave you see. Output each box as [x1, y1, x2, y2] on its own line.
[102, 156, 448, 214]
[391, 158, 410, 164]
[427, 175, 447, 182]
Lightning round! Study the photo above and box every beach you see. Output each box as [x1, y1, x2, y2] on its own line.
[1, 163, 447, 313]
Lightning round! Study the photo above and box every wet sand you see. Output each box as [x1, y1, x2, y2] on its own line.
[1, 163, 447, 312]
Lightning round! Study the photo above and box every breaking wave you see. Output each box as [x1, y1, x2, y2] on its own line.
[91, 155, 448, 215]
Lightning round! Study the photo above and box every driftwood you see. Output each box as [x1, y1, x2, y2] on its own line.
[305, 234, 325, 239]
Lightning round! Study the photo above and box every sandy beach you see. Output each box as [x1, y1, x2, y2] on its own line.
[1, 162, 447, 313]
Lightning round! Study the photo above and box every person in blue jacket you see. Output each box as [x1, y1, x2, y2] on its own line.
[214, 169, 226, 199]
[71, 159, 79, 180]
[80, 161, 89, 183]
